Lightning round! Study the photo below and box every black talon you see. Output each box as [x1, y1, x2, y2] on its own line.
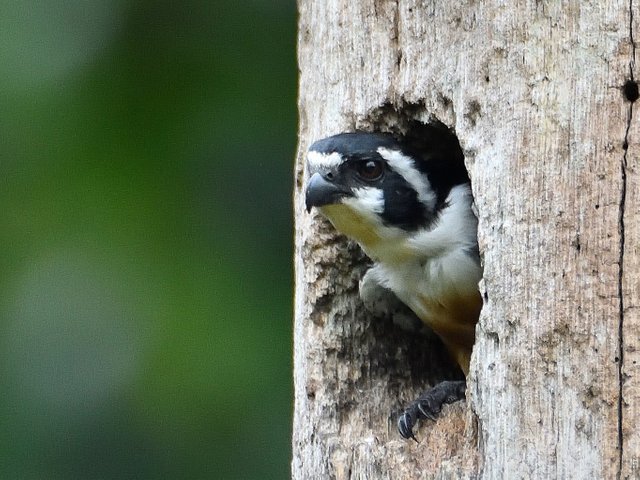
[397, 411, 419, 442]
[397, 380, 466, 440]
[417, 402, 438, 421]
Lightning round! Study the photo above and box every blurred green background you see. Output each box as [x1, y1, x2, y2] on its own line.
[0, 0, 296, 478]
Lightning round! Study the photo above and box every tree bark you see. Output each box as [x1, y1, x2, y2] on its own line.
[293, 1, 639, 478]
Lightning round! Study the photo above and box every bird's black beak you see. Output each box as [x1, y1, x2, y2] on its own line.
[305, 172, 349, 213]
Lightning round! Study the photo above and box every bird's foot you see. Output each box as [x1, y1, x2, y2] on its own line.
[397, 380, 466, 441]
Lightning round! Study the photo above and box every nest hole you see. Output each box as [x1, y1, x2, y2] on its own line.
[354, 101, 470, 407]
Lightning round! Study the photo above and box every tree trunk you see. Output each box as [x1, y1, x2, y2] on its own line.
[293, 1, 639, 478]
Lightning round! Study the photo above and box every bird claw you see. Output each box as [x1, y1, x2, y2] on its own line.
[397, 380, 466, 440]
[397, 411, 419, 442]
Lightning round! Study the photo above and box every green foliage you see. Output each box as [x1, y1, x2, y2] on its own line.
[0, 0, 296, 478]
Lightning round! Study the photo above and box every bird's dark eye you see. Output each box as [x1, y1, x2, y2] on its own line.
[355, 160, 384, 181]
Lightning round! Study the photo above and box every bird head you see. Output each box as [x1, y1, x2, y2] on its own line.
[305, 130, 468, 254]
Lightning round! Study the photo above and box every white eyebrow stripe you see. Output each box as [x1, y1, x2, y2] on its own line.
[377, 147, 437, 210]
[307, 150, 344, 169]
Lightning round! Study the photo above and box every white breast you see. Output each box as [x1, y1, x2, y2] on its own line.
[362, 184, 482, 323]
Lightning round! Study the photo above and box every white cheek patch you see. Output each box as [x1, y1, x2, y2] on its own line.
[307, 150, 343, 170]
[343, 187, 384, 216]
[377, 147, 437, 211]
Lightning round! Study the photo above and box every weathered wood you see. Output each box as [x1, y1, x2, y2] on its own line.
[293, 1, 638, 478]
[621, 3, 640, 478]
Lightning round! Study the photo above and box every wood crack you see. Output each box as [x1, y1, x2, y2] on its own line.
[618, 2, 636, 478]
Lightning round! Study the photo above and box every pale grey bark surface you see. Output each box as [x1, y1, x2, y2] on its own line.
[293, 1, 639, 478]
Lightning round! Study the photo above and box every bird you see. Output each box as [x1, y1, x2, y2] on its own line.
[304, 124, 482, 440]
